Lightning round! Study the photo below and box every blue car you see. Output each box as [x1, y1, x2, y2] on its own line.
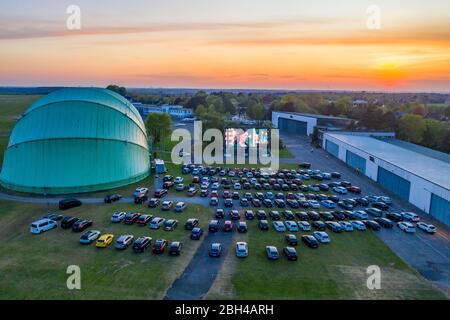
[190, 227, 203, 240]
[321, 200, 336, 209]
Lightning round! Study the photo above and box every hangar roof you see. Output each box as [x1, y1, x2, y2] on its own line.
[326, 133, 450, 190]
[274, 111, 351, 121]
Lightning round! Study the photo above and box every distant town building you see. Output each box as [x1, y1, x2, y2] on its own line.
[132, 103, 193, 120]
[352, 99, 368, 107]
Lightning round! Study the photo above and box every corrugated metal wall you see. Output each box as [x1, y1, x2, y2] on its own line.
[430, 194, 450, 226]
[346, 150, 366, 174]
[325, 139, 339, 157]
[377, 167, 411, 201]
[278, 118, 307, 135]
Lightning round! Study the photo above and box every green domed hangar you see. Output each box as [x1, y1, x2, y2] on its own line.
[0, 88, 150, 194]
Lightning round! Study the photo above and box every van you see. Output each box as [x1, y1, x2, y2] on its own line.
[30, 218, 57, 234]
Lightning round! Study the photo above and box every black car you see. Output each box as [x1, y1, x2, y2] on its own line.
[307, 211, 321, 221]
[259, 220, 269, 230]
[319, 184, 329, 191]
[269, 211, 281, 221]
[372, 202, 389, 211]
[168, 241, 182, 255]
[215, 209, 225, 219]
[366, 208, 383, 218]
[252, 199, 262, 207]
[163, 175, 174, 182]
[147, 198, 160, 208]
[185, 218, 199, 230]
[59, 199, 82, 210]
[293, 212, 307, 221]
[285, 234, 298, 246]
[208, 220, 220, 232]
[244, 210, 255, 220]
[238, 222, 248, 233]
[328, 195, 340, 203]
[263, 199, 274, 208]
[312, 221, 326, 231]
[326, 221, 343, 233]
[340, 181, 351, 187]
[274, 199, 286, 208]
[133, 236, 152, 253]
[374, 218, 393, 228]
[124, 212, 140, 224]
[283, 247, 298, 261]
[71, 219, 93, 232]
[256, 210, 267, 220]
[104, 194, 121, 203]
[364, 220, 381, 231]
[338, 201, 353, 210]
[61, 216, 80, 229]
[331, 211, 346, 220]
[283, 210, 295, 220]
[331, 172, 341, 178]
[286, 199, 299, 208]
[42, 213, 63, 221]
[385, 212, 403, 222]
[299, 162, 311, 168]
[232, 192, 240, 200]
[320, 211, 334, 221]
[356, 197, 369, 206]
[302, 235, 319, 248]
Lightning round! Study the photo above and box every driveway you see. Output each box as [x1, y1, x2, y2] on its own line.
[281, 133, 450, 294]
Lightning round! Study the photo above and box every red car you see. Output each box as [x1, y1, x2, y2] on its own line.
[154, 189, 168, 198]
[192, 176, 200, 183]
[230, 210, 240, 220]
[152, 239, 167, 254]
[347, 186, 362, 194]
[210, 190, 219, 198]
[223, 220, 233, 232]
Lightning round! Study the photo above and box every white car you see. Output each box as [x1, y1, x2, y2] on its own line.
[111, 211, 127, 223]
[284, 221, 299, 232]
[401, 212, 420, 222]
[379, 196, 392, 204]
[353, 210, 368, 220]
[313, 231, 331, 243]
[308, 200, 320, 209]
[246, 172, 254, 178]
[333, 186, 347, 194]
[133, 187, 149, 197]
[175, 202, 187, 212]
[272, 221, 286, 232]
[235, 242, 248, 258]
[149, 217, 166, 229]
[228, 171, 236, 177]
[250, 178, 257, 185]
[211, 182, 220, 190]
[30, 218, 58, 234]
[339, 221, 353, 232]
[397, 221, 416, 233]
[234, 183, 242, 190]
[416, 222, 436, 234]
[174, 176, 184, 184]
[297, 221, 311, 231]
[351, 220, 366, 231]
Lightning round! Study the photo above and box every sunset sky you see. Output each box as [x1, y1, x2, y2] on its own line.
[1, 0, 449, 91]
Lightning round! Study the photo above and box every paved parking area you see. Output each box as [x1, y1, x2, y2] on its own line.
[281, 133, 450, 294]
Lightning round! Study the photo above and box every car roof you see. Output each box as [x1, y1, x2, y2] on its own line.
[32, 218, 54, 224]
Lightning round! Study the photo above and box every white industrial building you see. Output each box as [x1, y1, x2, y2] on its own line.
[322, 132, 450, 226]
[132, 103, 193, 119]
[272, 111, 353, 136]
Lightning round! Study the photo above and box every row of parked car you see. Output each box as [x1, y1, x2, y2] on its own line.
[30, 213, 92, 234]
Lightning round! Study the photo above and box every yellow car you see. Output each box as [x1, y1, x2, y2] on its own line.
[96, 234, 114, 248]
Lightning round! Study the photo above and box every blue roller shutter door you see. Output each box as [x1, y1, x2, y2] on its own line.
[278, 118, 307, 135]
[430, 194, 450, 226]
[325, 140, 339, 157]
[346, 150, 366, 174]
[377, 167, 411, 201]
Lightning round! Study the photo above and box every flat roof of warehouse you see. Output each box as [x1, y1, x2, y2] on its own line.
[326, 133, 450, 190]
[274, 111, 351, 121]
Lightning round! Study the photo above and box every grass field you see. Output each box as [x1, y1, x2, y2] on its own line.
[207, 222, 446, 300]
[0, 200, 213, 299]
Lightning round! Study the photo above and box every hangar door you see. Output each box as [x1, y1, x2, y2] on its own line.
[377, 167, 411, 201]
[278, 117, 307, 135]
[346, 150, 366, 174]
[430, 194, 450, 226]
[325, 140, 339, 157]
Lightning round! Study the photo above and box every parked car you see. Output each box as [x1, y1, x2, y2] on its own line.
[208, 219, 220, 232]
[297, 221, 311, 231]
[351, 220, 367, 231]
[283, 247, 298, 261]
[312, 221, 326, 231]
[296, 211, 309, 221]
[79, 230, 101, 244]
[302, 235, 319, 248]
[136, 214, 152, 226]
[238, 221, 248, 233]
[149, 217, 165, 229]
[236, 242, 248, 258]
[385, 212, 403, 222]
[321, 200, 335, 209]
[397, 221, 416, 233]
[285, 234, 298, 246]
[259, 219, 269, 230]
[104, 194, 122, 203]
[30, 218, 58, 234]
[372, 202, 389, 211]
[347, 186, 361, 194]
[71, 219, 93, 232]
[59, 198, 82, 210]
[285, 220, 299, 232]
[244, 210, 255, 220]
[374, 218, 393, 228]
[161, 201, 174, 211]
[363, 220, 381, 231]
[308, 211, 321, 221]
[366, 208, 383, 218]
[273, 221, 286, 232]
[152, 239, 168, 254]
[313, 231, 330, 243]
[164, 219, 178, 231]
[417, 222, 436, 234]
[326, 221, 343, 233]
[147, 198, 160, 208]
[209, 243, 222, 257]
[210, 197, 219, 206]
[333, 186, 347, 194]
[265, 246, 279, 260]
[124, 212, 140, 225]
[401, 212, 420, 222]
[320, 211, 334, 221]
[61, 216, 80, 229]
[339, 221, 353, 232]
[269, 210, 281, 221]
[96, 234, 114, 248]
[133, 188, 149, 204]
[256, 210, 268, 220]
[154, 188, 168, 198]
[111, 211, 126, 223]
[174, 202, 187, 212]
[223, 220, 233, 232]
[115, 235, 134, 250]
[215, 209, 225, 219]
[190, 227, 203, 240]
[353, 210, 369, 220]
[169, 241, 182, 255]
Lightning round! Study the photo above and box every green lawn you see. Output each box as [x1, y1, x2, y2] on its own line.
[0, 94, 41, 133]
[0, 200, 212, 299]
[207, 222, 446, 300]
[279, 147, 294, 159]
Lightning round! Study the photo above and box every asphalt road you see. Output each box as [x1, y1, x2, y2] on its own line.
[280, 133, 450, 294]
